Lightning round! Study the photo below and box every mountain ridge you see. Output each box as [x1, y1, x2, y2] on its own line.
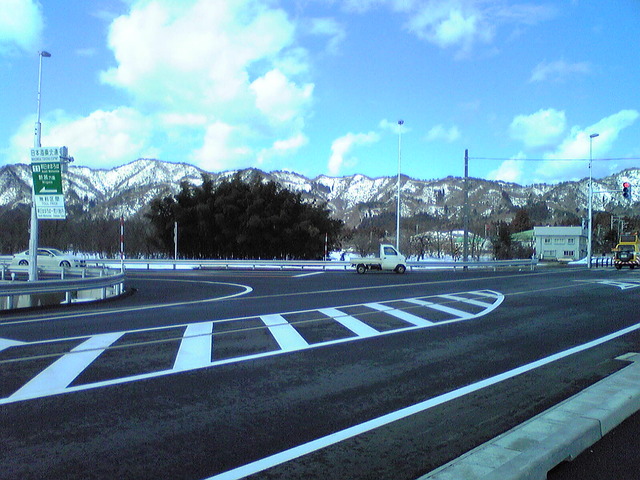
[1, 158, 638, 227]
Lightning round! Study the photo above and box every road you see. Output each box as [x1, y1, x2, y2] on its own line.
[1, 266, 639, 479]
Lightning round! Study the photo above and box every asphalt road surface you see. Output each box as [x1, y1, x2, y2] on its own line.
[1, 266, 639, 479]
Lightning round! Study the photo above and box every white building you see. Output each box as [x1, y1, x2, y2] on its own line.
[533, 226, 588, 261]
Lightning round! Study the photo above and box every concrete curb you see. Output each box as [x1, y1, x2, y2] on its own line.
[419, 352, 640, 480]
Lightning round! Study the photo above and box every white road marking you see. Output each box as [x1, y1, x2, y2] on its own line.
[0, 281, 253, 327]
[364, 302, 434, 327]
[594, 280, 640, 290]
[437, 293, 493, 308]
[405, 298, 474, 319]
[261, 314, 309, 351]
[205, 320, 640, 480]
[319, 308, 380, 337]
[9, 332, 124, 401]
[0, 338, 24, 353]
[173, 322, 214, 371]
[293, 271, 325, 278]
[0, 290, 504, 405]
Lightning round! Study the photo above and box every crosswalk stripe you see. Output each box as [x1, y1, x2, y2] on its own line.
[319, 308, 380, 337]
[363, 302, 434, 326]
[173, 322, 214, 371]
[261, 314, 309, 351]
[10, 332, 124, 400]
[405, 298, 474, 319]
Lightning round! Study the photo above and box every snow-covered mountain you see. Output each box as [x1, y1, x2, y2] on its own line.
[1, 158, 638, 226]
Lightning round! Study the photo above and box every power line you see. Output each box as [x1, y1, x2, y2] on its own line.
[469, 157, 640, 162]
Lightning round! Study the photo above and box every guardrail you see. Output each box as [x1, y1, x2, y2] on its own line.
[82, 257, 539, 271]
[0, 267, 125, 310]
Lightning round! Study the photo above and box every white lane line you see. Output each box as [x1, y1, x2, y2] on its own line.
[261, 314, 309, 351]
[364, 302, 434, 327]
[205, 320, 640, 480]
[173, 322, 214, 371]
[0, 338, 25, 353]
[293, 272, 325, 278]
[9, 332, 124, 401]
[319, 308, 380, 337]
[0, 281, 253, 327]
[437, 294, 492, 308]
[406, 298, 474, 319]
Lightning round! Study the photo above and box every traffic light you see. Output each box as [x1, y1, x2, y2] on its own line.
[622, 181, 632, 200]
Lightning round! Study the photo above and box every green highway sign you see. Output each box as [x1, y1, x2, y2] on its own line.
[31, 162, 63, 194]
[29, 146, 69, 219]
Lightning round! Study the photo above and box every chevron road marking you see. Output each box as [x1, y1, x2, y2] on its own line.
[318, 307, 380, 337]
[0, 289, 504, 405]
[261, 314, 310, 351]
[405, 298, 475, 319]
[364, 302, 434, 327]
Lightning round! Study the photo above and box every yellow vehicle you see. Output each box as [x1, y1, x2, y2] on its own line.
[613, 233, 640, 270]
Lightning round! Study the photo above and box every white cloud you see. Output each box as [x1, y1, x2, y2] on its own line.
[487, 157, 526, 183]
[530, 59, 591, 83]
[250, 69, 314, 125]
[93, 0, 315, 171]
[0, 0, 44, 55]
[347, 1, 557, 57]
[509, 109, 566, 149]
[8, 107, 155, 167]
[426, 124, 460, 143]
[191, 121, 253, 171]
[160, 113, 207, 127]
[272, 133, 308, 153]
[308, 17, 346, 53]
[328, 131, 380, 175]
[255, 133, 309, 166]
[101, 0, 299, 106]
[407, 4, 493, 53]
[536, 109, 639, 180]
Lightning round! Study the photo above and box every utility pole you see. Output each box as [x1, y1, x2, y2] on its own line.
[463, 149, 469, 263]
[396, 120, 404, 251]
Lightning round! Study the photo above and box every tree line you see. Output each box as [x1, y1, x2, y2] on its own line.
[146, 174, 343, 259]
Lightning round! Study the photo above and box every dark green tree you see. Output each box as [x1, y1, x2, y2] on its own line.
[146, 174, 343, 259]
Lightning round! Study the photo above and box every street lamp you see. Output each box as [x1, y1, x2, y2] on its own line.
[28, 50, 52, 281]
[396, 120, 404, 251]
[587, 132, 599, 269]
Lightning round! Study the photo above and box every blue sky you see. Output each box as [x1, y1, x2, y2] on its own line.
[1, 0, 638, 185]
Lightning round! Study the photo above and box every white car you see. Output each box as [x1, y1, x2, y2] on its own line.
[11, 248, 86, 268]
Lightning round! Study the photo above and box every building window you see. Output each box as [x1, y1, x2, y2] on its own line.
[554, 238, 564, 244]
[544, 238, 552, 244]
[567, 238, 575, 245]
[564, 250, 574, 257]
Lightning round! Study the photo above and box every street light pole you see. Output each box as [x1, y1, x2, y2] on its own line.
[396, 120, 404, 251]
[587, 132, 599, 269]
[28, 50, 52, 281]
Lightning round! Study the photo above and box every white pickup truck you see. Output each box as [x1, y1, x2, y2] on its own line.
[350, 244, 407, 274]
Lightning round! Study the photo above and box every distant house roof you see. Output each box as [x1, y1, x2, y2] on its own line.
[533, 226, 586, 237]
[511, 229, 534, 242]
